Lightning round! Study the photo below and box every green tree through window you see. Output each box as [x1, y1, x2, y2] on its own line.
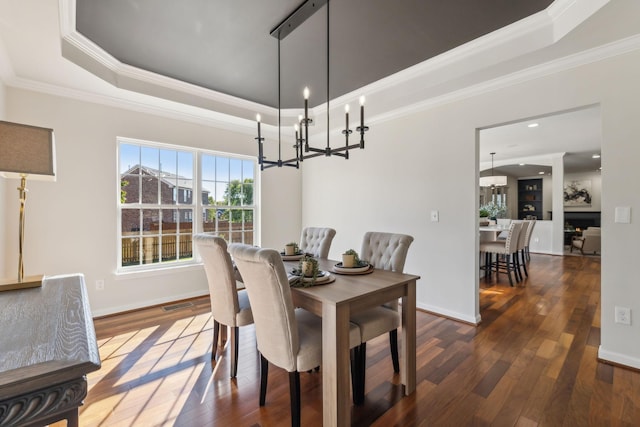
[224, 178, 253, 222]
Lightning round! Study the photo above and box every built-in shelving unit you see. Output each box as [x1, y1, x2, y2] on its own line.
[518, 178, 543, 219]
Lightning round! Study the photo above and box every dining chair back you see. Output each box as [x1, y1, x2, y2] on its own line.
[194, 234, 253, 377]
[360, 231, 414, 273]
[350, 231, 414, 404]
[524, 218, 537, 260]
[299, 227, 336, 258]
[514, 220, 531, 279]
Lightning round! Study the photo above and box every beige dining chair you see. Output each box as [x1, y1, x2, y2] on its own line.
[228, 243, 361, 427]
[194, 234, 253, 378]
[298, 227, 336, 258]
[349, 231, 414, 405]
[480, 222, 523, 286]
[524, 218, 537, 261]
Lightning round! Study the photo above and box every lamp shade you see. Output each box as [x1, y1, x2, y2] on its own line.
[479, 175, 507, 187]
[0, 120, 56, 181]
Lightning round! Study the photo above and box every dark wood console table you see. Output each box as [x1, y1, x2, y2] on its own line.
[0, 274, 101, 426]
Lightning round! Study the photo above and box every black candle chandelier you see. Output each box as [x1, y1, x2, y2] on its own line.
[255, 0, 369, 170]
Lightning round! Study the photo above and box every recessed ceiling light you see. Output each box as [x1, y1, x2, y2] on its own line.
[538, 171, 545, 175]
[592, 154, 601, 158]
[527, 123, 539, 128]
[519, 163, 525, 166]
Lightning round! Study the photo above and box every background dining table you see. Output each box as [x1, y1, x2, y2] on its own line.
[284, 257, 419, 427]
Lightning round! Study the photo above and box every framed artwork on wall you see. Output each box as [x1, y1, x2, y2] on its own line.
[564, 179, 592, 207]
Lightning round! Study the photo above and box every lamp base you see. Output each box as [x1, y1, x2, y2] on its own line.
[0, 274, 43, 292]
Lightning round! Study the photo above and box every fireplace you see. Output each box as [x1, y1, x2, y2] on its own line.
[564, 211, 601, 230]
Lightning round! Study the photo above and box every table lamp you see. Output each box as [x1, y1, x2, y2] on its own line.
[0, 120, 56, 291]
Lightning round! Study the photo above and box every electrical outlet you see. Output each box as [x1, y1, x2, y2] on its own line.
[615, 306, 631, 325]
[95, 279, 105, 291]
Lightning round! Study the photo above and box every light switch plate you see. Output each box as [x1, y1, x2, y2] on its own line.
[430, 210, 439, 222]
[615, 206, 631, 223]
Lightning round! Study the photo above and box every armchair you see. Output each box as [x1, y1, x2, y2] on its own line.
[571, 227, 600, 255]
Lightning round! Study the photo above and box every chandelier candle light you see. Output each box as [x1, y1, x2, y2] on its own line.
[255, 0, 369, 170]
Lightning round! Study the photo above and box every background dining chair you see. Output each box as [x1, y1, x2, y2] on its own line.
[298, 227, 336, 258]
[479, 222, 523, 286]
[194, 234, 253, 378]
[349, 231, 414, 405]
[523, 218, 537, 261]
[228, 243, 361, 427]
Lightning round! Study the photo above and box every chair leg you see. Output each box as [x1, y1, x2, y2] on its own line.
[212, 320, 220, 361]
[505, 255, 514, 286]
[389, 329, 400, 373]
[259, 354, 269, 406]
[513, 253, 522, 282]
[351, 347, 358, 404]
[353, 343, 367, 405]
[520, 249, 528, 277]
[230, 326, 239, 378]
[289, 371, 301, 427]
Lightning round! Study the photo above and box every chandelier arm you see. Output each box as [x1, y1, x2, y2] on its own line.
[329, 143, 361, 154]
[300, 151, 326, 161]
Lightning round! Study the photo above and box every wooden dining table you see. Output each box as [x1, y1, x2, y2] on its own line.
[284, 258, 420, 427]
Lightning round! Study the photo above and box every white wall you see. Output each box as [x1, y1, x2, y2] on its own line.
[4, 87, 301, 316]
[303, 49, 640, 368]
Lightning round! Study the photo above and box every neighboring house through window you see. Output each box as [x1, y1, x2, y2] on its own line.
[118, 138, 257, 270]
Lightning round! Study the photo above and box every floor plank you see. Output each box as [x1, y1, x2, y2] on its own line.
[50, 253, 640, 426]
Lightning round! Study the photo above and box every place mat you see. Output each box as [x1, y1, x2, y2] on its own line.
[332, 263, 374, 275]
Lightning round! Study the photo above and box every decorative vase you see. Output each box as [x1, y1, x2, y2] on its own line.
[342, 254, 356, 268]
[301, 261, 314, 277]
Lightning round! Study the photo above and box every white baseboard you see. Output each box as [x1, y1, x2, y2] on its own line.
[91, 290, 209, 318]
[416, 302, 480, 325]
[598, 346, 640, 370]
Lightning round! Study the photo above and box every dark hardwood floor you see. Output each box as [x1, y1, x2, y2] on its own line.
[64, 254, 640, 426]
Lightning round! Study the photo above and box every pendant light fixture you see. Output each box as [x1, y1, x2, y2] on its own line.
[479, 152, 507, 187]
[254, 0, 369, 170]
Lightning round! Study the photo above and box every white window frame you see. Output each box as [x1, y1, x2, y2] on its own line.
[116, 137, 259, 273]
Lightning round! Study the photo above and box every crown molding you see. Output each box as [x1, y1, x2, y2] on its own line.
[6, 0, 632, 137]
[371, 33, 640, 126]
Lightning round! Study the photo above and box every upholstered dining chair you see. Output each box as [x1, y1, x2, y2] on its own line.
[349, 231, 414, 405]
[228, 243, 361, 427]
[194, 234, 253, 378]
[298, 227, 336, 258]
[508, 220, 528, 281]
[523, 218, 537, 261]
[479, 221, 523, 286]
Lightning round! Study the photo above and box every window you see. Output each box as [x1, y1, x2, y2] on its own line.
[118, 138, 257, 270]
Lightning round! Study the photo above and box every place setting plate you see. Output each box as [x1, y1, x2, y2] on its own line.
[280, 251, 306, 261]
[288, 270, 335, 286]
[332, 262, 374, 275]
